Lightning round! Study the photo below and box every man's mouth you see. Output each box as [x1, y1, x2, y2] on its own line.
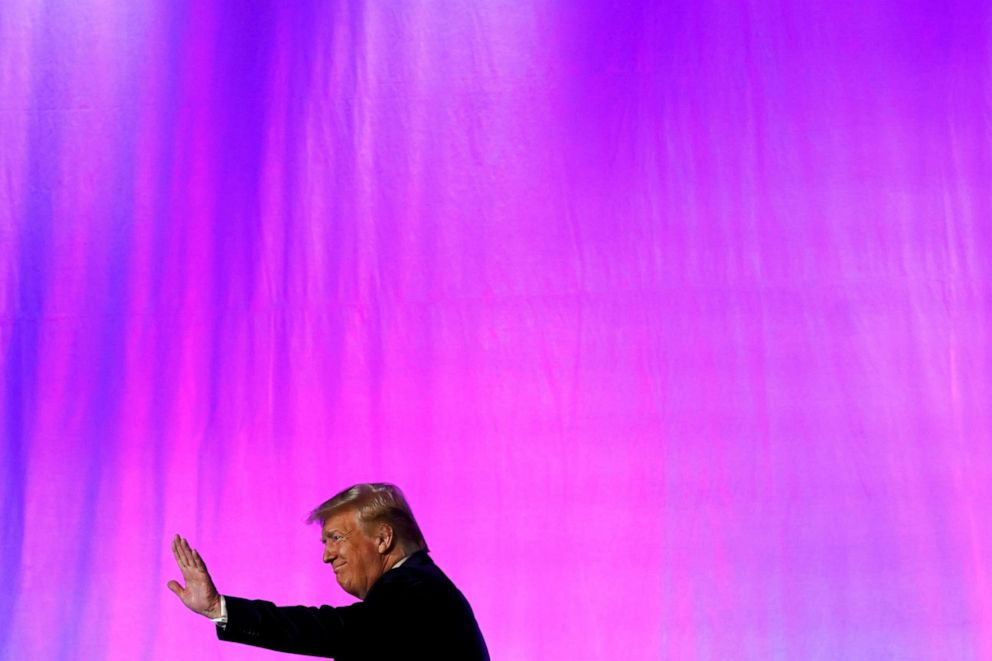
[333, 562, 346, 574]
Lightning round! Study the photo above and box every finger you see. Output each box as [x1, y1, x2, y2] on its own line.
[174, 536, 188, 568]
[192, 548, 208, 572]
[179, 536, 195, 568]
[166, 579, 184, 597]
[172, 535, 185, 568]
[185, 538, 200, 570]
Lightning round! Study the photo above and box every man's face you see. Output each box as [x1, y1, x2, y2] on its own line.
[320, 509, 385, 599]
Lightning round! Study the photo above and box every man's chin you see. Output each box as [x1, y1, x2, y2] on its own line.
[338, 582, 363, 599]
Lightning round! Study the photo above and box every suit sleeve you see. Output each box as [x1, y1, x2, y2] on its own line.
[217, 595, 373, 659]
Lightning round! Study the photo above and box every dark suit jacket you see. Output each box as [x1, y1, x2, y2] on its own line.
[217, 551, 489, 660]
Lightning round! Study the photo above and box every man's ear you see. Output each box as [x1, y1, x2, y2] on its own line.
[375, 523, 395, 554]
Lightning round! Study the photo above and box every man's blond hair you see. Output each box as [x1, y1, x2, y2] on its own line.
[307, 483, 428, 552]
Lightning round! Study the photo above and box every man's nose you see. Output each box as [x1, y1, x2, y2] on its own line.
[323, 544, 336, 564]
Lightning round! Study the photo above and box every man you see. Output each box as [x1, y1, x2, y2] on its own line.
[168, 483, 489, 660]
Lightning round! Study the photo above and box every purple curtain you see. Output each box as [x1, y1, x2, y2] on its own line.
[2, 1, 991, 658]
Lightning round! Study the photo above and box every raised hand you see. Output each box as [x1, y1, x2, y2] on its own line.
[167, 534, 222, 618]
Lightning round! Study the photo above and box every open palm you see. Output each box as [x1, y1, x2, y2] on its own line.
[168, 534, 222, 618]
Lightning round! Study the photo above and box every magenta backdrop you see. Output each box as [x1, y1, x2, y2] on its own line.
[3, 1, 992, 659]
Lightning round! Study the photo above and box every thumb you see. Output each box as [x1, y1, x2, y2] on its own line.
[166, 580, 184, 597]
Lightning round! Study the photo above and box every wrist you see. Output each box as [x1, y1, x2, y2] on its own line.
[204, 595, 222, 619]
